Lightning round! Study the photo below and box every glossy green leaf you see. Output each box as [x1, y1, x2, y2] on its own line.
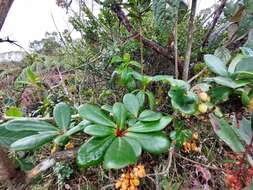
[123, 93, 140, 117]
[235, 57, 253, 73]
[111, 55, 123, 64]
[205, 77, 249, 89]
[214, 47, 231, 64]
[228, 54, 244, 74]
[10, 131, 58, 151]
[78, 104, 115, 127]
[126, 132, 170, 154]
[168, 86, 198, 115]
[77, 136, 114, 169]
[128, 116, 172, 133]
[53, 102, 71, 130]
[104, 137, 138, 169]
[6, 119, 58, 132]
[146, 91, 156, 110]
[151, 75, 173, 83]
[123, 137, 142, 157]
[113, 103, 128, 129]
[209, 114, 245, 152]
[84, 124, 115, 137]
[65, 120, 91, 136]
[204, 54, 228, 76]
[0, 125, 35, 148]
[5, 106, 23, 117]
[138, 110, 162, 122]
[101, 105, 113, 113]
[53, 134, 69, 146]
[136, 91, 145, 108]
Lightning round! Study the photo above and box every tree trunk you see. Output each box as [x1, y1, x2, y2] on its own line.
[0, 0, 14, 31]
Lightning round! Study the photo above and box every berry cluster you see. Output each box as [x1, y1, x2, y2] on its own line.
[115, 164, 146, 190]
[183, 132, 200, 153]
[197, 92, 210, 114]
[224, 153, 253, 190]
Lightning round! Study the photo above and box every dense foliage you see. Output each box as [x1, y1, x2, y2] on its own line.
[1, 0, 253, 189]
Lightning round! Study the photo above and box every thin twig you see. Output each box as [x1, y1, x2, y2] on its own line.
[188, 66, 208, 83]
[175, 153, 223, 171]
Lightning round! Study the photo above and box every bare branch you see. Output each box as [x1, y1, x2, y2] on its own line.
[182, 0, 198, 81]
[202, 0, 227, 46]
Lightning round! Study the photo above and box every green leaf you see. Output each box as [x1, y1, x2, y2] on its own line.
[78, 104, 115, 127]
[240, 47, 253, 56]
[104, 137, 138, 169]
[170, 129, 192, 147]
[123, 136, 142, 157]
[126, 132, 170, 154]
[244, 29, 253, 49]
[101, 105, 113, 113]
[136, 91, 145, 108]
[168, 86, 198, 115]
[214, 47, 231, 64]
[53, 134, 69, 146]
[53, 102, 71, 130]
[84, 124, 115, 137]
[123, 93, 140, 117]
[5, 106, 23, 117]
[138, 110, 162, 122]
[228, 54, 244, 74]
[241, 91, 250, 106]
[235, 57, 253, 73]
[113, 103, 128, 129]
[151, 75, 173, 83]
[6, 119, 58, 132]
[204, 54, 228, 76]
[10, 131, 58, 151]
[129, 116, 172, 133]
[232, 117, 252, 145]
[65, 120, 91, 136]
[209, 114, 245, 152]
[0, 125, 35, 148]
[77, 136, 114, 169]
[111, 55, 123, 64]
[210, 86, 232, 104]
[146, 91, 156, 110]
[123, 53, 131, 63]
[129, 61, 142, 69]
[205, 77, 249, 89]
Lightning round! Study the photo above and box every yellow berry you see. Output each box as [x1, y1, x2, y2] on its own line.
[198, 103, 208, 113]
[198, 92, 209, 102]
[192, 132, 198, 140]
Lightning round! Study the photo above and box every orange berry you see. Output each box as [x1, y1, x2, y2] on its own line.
[65, 142, 74, 150]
